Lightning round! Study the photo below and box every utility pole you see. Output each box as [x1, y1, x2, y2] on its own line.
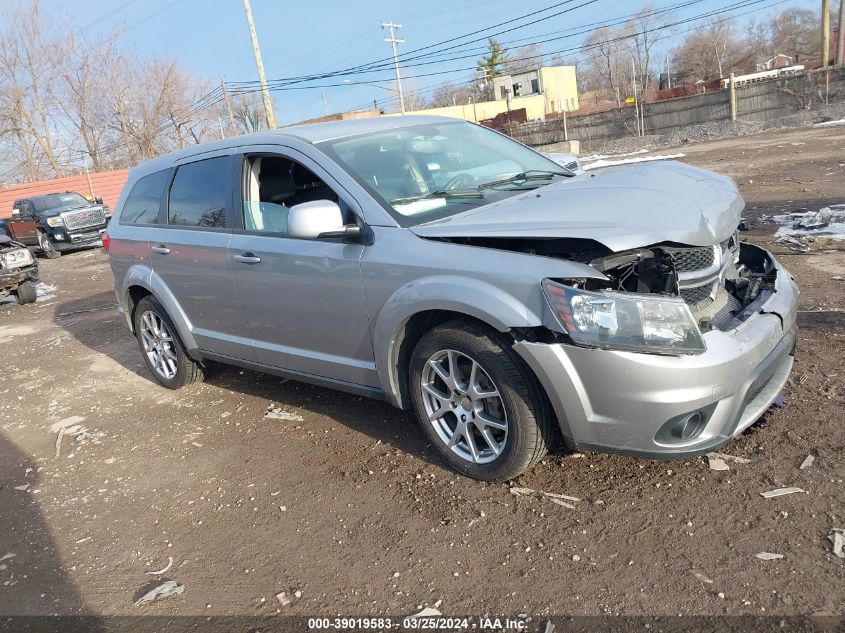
[838, 0, 845, 66]
[631, 58, 641, 137]
[242, 0, 277, 129]
[666, 55, 672, 90]
[220, 75, 235, 130]
[821, 0, 830, 69]
[382, 20, 406, 114]
[321, 92, 329, 116]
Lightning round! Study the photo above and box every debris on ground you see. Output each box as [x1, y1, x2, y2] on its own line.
[52, 416, 87, 459]
[755, 552, 784, 560]
[275, 591, 292, 607]
[0, 553, 15, 563]
[828, 529, 845, 558]
[692, 570, 714, 584]
[760, 487, 805, 498]
[509, 487, 535, 496]
[793, 208, 831, 231]
[509, 487, 580, 509]
[772, 394, 787, 408]
[799, 455, 815, 470]
[707, 457, 730, 471]
[14, 484, 30, 492]
[146, 557, 174, 575]
[707, 452, 751, 464]
[777, 236, 810, 252]
[265, 406, 304, 422]
[408, 607, 443, 618]
[134, 580, 185, 606]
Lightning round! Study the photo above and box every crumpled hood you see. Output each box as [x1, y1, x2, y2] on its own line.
[411, 160, 744, 252]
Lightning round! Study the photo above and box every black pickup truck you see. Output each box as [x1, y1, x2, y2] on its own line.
[1, 192, 110, 258]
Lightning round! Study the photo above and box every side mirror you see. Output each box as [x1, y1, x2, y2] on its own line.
[94, 196, 104, 205]
[11, 208, 20, 217]
[287, 200, 353, 240]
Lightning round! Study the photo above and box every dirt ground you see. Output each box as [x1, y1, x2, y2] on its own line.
[0, 125, 843, 622]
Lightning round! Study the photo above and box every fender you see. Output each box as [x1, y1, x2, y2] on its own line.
[120, 264, 199, 353]
[373, 274, 544, 408]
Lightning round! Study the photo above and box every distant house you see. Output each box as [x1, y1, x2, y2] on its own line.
[757, 54, 795, 71]
[491, 66, 579, 114]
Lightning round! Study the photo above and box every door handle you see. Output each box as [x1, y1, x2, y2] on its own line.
[151, 245, 170, 255]
[233, 252, 261, 264]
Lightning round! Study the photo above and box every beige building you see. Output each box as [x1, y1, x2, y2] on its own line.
[386, 65, 579, 123]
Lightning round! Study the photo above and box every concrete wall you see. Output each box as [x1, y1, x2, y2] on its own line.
[0, 169, 129, 218]
[511, 67, 845, 149]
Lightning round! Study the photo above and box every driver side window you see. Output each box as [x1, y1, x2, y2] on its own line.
[242, 155, 340, 235]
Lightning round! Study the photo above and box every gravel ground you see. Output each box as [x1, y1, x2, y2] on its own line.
[0, 126, 842, 624]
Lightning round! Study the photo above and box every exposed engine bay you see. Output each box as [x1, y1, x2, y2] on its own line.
[433, 231, 778, 332]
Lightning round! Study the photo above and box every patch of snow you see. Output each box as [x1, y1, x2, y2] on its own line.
[580, 148, 649, 162]
[813, 118, 845, 127]
[772, 207, 845, 241]
[582, 153, 686, 170]
[35, 282, 57, 302]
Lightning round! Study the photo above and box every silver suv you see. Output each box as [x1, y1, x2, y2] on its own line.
[106, 116, 798, 481]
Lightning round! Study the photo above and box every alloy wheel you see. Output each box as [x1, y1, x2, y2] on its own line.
[140, 310, 178, 380]
[420, 349, 508, 464]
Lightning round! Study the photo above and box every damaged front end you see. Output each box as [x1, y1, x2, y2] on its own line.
[540, 234, 781, 355]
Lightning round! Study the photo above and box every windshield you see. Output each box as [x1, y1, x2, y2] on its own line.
[31, 192, 90, 213]
[317, 120, 570, 226]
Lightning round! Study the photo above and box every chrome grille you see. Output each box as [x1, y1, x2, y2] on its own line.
[669, 246, 715, 272]
[61, 207, 106, 231]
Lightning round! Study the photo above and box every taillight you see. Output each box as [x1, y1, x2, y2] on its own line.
[101, 231, 110, 252]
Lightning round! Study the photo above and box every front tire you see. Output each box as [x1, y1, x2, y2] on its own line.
[133, 295, 204, 389]
[409, 320, 555, 481]
[13, 280, 37, 305]
[38, 232, 60, 258]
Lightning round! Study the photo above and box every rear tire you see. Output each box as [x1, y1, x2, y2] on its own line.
[409, 319, 555, 481]
[38, 232, 60, 259]
[13, 280, 37, 305]
[133, 295, 204, 389]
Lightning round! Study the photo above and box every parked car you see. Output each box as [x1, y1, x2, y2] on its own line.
[544, 151, 583, 174]
[105, 115, 797, 481]
[0, 234, 39, 304]
[2, 192, 109, 258]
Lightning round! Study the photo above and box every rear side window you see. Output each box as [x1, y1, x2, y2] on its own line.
[167, 157, 231, 229]
[120, 170, 169, 224]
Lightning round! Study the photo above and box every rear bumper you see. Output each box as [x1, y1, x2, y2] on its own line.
[514, 252, 799, 459]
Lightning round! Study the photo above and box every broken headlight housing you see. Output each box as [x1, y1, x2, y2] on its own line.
[0, 247, 34, 270]
[542, 279, 706, 355]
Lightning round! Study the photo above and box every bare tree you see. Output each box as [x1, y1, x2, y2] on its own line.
[504, 44, 543, 75]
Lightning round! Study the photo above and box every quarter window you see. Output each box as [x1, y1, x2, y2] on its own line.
[120, 170, 170, 224]
[168, 157, 231, 228]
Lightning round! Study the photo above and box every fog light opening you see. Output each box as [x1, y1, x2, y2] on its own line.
[677, 412, 705, 440]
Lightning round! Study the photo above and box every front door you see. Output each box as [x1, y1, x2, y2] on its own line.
[228, 150, 377, 387]
[8, 202, 38, 245]
[149, 153, 253, 360]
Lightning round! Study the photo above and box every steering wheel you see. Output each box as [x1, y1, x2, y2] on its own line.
[442, 173, 476, 191]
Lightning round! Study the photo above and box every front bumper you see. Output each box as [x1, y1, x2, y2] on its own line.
[514, 250, 799, 459]
[0, 265, 39, 293]
[52, 227, 106, 251]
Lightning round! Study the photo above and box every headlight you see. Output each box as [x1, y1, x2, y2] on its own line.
[0, 248, 34, 269]
[47, 216, 64, 227]
[541, 279, 706, 355]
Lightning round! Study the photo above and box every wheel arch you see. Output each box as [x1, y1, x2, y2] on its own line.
[120, 266, 198, 353]
[372, 275, 545, 410]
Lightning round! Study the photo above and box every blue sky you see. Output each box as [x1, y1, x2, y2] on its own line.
[43, 0, 819, 124]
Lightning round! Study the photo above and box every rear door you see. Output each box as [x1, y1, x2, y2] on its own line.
[149, 154, 253, 360]
[8, 201, 38, 244]
[227, 147, 377, 387]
